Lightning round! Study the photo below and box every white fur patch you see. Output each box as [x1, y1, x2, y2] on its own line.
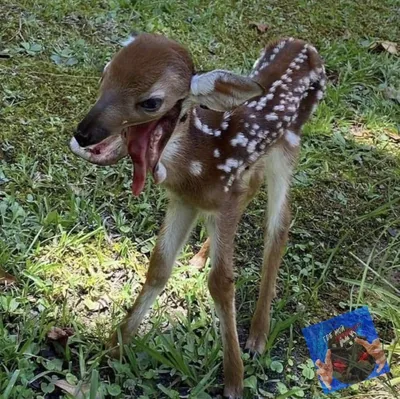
[285, 130, 300, 147]
[265, 113, 279, 121]
[161, 136, 182, 164]
[103, 61, 111, 72]
[121, 36, 136, 47]
[190, 161, 203, 176]
[317, 90, 324, 100]
[154, 162, 167, 184]
[231, 132, 248, 147]
[264, 147, 293, 238]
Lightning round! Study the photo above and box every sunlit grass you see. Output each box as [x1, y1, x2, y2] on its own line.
[1, 0, 400, 398]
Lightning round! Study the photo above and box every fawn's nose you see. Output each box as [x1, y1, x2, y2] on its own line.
[74, 119, 110, 148]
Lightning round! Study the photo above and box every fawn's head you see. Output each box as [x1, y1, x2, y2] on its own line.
[70, 33, 263, 195]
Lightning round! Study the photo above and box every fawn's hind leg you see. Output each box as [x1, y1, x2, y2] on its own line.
[246, 144, 298, 354]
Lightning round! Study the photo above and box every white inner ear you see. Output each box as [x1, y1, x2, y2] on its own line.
[190, 70, 263, 112]
[103, 60, 111, 72]
[121, 35, 136, 47]
[190, 70, 232, 96]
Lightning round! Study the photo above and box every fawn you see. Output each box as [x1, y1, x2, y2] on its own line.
[70, 33, 326, 398]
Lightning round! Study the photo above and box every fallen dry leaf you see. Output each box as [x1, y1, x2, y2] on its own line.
[369, 40, 398, 55]
[0, 267, 16, 285]
[381, 41, 398, 55]
[47, 326, 74, 347]
[54, 380, 101, 399]
[249, 21, 269, 33]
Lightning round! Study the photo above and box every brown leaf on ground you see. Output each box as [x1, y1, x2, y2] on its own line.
[54, 380, 101, 399]
[249, 21, 269, 33]
[369, 40, 398, 55]
[0, 267, 16, 285]
[47, 327, 74, 347]
[381, 41, 398, 55]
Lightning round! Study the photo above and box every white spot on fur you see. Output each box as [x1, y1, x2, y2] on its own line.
[217, 164, 231, 173]
[214, 149, 220, 158]
[231, 132, 249, 147]
[247, 140, 258, 154]
[285, 130, 300, 147]
[309, 70, 319, 82]
[226, 158, 240, 170]
[265, 113, 279, 121]
[161, 136, 182, 165]
[273, 105, 285, 112]
[190, 161, 203, 176]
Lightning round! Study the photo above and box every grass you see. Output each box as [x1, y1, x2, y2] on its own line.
[1, 0, 400, 398]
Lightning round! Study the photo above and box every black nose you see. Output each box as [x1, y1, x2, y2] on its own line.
[74, 124, 110, 148]
[74, 129, 92, 147]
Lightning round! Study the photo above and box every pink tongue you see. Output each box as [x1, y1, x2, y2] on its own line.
[126, 122, 157, 196]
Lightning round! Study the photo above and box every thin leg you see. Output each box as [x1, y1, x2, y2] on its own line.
[246, 145, 297, 354]
[207, 208, 244, 398]
[110, 198, 198, 352]
[189, 237, 210, 269]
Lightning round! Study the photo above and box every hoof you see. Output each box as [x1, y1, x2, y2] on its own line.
[245, 335, 266, 354]
[223, 386, 243, 399]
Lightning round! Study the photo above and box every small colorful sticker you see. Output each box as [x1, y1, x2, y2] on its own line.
[302, 306, 389, 393]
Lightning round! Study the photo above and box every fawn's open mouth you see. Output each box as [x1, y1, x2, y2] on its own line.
[69, 101, 182, 196]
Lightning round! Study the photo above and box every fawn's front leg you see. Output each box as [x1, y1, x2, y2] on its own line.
[110, 198, 198, 353]
[207, 206, 244, 398]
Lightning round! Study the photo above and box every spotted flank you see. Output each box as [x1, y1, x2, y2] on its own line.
[193, 38, 326, 193]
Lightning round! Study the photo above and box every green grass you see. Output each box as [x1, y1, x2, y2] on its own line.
[1, 0, 400, 398]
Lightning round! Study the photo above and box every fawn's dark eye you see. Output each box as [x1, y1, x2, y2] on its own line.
[139, 98, 163, 112]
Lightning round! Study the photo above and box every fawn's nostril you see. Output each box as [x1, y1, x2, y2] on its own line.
[74, 132, 91, 147]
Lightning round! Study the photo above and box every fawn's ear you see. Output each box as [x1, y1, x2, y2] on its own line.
[190, 70, 264, 111]
[121, 31, 140, 47]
